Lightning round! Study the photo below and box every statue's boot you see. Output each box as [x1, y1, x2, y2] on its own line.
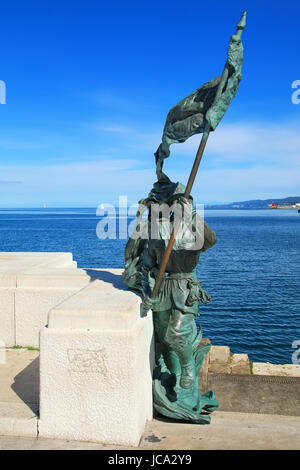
[165, 312, 197, 390]
[163, 348, 181, 377]
[179, 361, 196, 389]
[164, 344, 196, 390]
[153, 309, 182, 376]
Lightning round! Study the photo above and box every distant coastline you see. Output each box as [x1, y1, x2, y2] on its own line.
[204, 196, 300, 210]
[0, 195, 300, 211]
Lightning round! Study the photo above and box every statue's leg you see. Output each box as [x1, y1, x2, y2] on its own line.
[153, 309, 181, 376]
[165, 310, 197, 389]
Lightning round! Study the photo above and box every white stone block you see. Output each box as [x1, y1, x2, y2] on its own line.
[39, 272, 154, 446]
[0, 342, 6, 364]
[0, 254, 123, 349]
[0, 252, 75, 274]
[0, 274, 16, 288]
[32, 253, 76, 269]
[16, 270, 94, 290]
[0, 290, 15, 347]
[15, 289, 76, 348]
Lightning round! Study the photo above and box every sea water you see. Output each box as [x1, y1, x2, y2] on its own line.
[0, 207, 299, 364]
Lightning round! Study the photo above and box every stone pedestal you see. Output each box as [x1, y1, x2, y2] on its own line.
[39, 269, 154, 447]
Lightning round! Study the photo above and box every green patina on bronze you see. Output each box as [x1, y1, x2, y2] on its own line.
[124, 179, 219, 422]
[123, 12, 247, 423]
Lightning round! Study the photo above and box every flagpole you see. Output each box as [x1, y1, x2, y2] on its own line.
[151, 11, 247, 300]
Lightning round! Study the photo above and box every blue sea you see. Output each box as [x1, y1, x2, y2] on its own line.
[0, 207, 299, 365]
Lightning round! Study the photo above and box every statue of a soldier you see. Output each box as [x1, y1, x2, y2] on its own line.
[123, 12, 247, 423]
[144, 195, 215, 367]
[124, 177, 219, 422]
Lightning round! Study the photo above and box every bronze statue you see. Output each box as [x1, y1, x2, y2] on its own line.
[123, 11, 247, 423]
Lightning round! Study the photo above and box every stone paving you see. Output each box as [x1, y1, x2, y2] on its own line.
[1, 348, 300, 450]
[0, 411, 300, 450]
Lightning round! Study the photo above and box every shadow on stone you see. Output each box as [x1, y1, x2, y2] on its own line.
[153, 411, 210, 425]
[11, 357, 39, 416]
[83, 269, 126, 290]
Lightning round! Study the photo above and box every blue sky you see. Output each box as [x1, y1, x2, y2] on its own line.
[0, 0, 299, 206]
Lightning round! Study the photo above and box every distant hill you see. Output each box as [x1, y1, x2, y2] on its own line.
[205, 196, 300, 210]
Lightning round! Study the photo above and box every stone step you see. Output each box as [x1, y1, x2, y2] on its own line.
[0, 256, 115, 348]
[230, 353, 251, 375]
[0, 349, 39, 438]
[0, 252, 76, 276]
[206, 345, 300, 377]
[252, 362, 300, 377]
[208, 346, 231, 374]
[0, 402, 38, 438]
[1, 347, 300, 443]
[15, 268, 99, 290]
[207, 347, 251, 375]
[206, 372, 300, 416]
